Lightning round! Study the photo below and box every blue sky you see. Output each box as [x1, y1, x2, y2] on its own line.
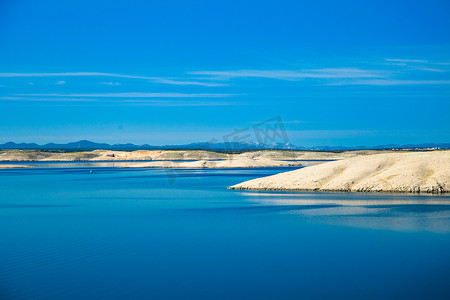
[1, 0, 449, 146]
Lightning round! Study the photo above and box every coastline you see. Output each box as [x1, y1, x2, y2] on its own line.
[0, 149, 387, 162]
[0, 149, 367, 169]
[229, 150, 450, 194]
[3, 149, 449, 194]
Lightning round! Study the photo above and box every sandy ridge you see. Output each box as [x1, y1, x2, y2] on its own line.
[0, 149, 381, 162]
[122, 158, 304, 168]
[229, 151, 450, 194]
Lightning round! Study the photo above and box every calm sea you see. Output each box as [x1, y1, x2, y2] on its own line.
[1, 165, 449, 299]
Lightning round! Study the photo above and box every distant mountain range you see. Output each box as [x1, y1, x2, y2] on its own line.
[1, 140, 449, 151]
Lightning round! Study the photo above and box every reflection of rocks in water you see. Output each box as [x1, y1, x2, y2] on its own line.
[290, 205, 450, 233]
[240, 192, 450, 233]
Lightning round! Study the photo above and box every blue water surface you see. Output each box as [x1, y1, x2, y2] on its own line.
[0, 166, 449, 299]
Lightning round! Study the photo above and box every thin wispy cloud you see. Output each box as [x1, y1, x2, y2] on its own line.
[380, 59, 448, 72]
[190, 68, 383, 80]
[0, 72, 222, 87]
[123, 100, 237, 107]
[381, 62, 407, 66]
[329, 79, 450, 86]
[0, 72, 143, 78]
[153, 79, 228, 87]
[0, 96, 99, 102]
[16, 92, 238, 98]
[57, 81, 66, 85]
[100, 82, 121, 86]
[0, 96, 236, 106]
[385, 58, 428, 63]
[411, 67, 445, 72]
[383, 58, 450, 70]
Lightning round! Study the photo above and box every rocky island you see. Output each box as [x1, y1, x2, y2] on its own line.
[229, 150, 450, 194]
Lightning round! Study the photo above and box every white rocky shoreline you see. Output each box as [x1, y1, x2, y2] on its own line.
[229, 151, 450, 194]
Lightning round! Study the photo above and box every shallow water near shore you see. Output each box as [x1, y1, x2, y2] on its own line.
[1, 166, 449, 299]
